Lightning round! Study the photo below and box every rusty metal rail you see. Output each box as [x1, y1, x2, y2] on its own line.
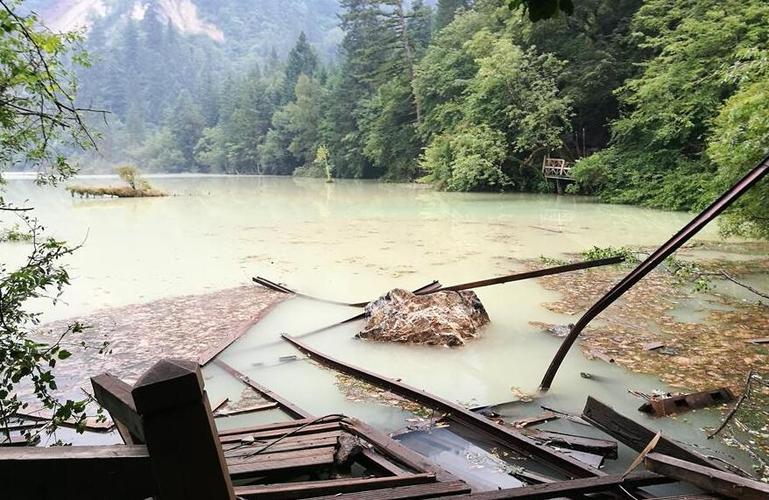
[540, 152, 769, 390]
[212, 359, 313, 420]
[254, 256, 624, 308]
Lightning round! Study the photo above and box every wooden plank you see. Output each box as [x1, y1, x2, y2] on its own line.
[226, 446, 336, 465]
[214, 402, 278, 417]
[359, 447, 411, 475]
[283, 335, 603, 479]
[511, 412, 558, 429]
[228, 447, 335, 479]
[0, 445, 154, 500]
[343, 418, 458, 483]
[224, 433, 340, 457]
[305, 480, 471, 499]
[222, 429, 342, 450]
[91, 373, 145, 443]
[234, 474, 436, 500]
[213, 359, 313, 419]
[582, 396, 734, 473]
[645, 453, 769, 500]
[218, 415, 343, 437]
[443, 471, 672, 499]
[132, 359, 235, 499]
[521, 429, 618, 459]
[219, 421, 341, 444]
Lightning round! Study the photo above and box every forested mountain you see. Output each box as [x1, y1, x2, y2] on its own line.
[29, 0, 769, 238]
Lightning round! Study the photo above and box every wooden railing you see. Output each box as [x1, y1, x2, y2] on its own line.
[542, 158, 573, 179]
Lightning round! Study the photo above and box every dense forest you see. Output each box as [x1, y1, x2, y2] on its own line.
[38, 0, 769, 239]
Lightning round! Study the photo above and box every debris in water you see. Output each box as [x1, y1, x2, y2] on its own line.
[638, 388, 736, 417]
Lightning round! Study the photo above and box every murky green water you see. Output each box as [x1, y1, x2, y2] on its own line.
[1, 174, 751, 470]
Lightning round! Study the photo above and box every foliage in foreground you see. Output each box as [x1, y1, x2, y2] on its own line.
[1, 0, 98, 437]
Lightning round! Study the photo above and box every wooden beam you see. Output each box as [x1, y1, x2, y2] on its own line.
[132, 359, 235, 499]
[91, 373, 145, 444]
[218, 421, 341, 444]
[227, 447, 335, 479]
[213, 359, 313, 419]
[582, 397, 736, 474]
[305, 480, 471, 500]
[217, 415, 343, 437]
[0, 445, 154, 500]
[234, 473, 436, 499]
[214, 402, 278, 417]
[443, 471, 672, 499]
[359, 447, 410, 476]
[522, 429, 618, 459]
[283, 334, 603, 479]
[645, 453, 769, 500]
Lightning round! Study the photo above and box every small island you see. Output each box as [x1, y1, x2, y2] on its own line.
[67, 166, 166, 198]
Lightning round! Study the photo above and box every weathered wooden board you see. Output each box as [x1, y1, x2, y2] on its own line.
[284, 334, 603, 479]
[305, 480, 471, 499]
[645, 453, 769, 500]
[233, 473, 436, 499]
[443, 471, 672, 499]
[213, 359, 313, 419]
[582, 396, 736, 474]
[227, 447, 336, 479]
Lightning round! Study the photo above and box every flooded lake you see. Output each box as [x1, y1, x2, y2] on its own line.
[1, 174, 751, 471]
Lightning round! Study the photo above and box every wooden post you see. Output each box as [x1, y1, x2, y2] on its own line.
[131, 359, 234, 500]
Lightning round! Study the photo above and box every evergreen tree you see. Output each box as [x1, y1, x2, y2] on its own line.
[434, 0, 470, 32]
[281, 32, 318, 102]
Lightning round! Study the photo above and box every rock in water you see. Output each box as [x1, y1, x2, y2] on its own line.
[358, 288, 490, 347]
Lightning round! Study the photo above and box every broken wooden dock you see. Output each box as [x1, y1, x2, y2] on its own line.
[2, 358, 766, 499]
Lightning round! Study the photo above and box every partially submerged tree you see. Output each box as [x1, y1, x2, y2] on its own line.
[1, 0, 101, 437]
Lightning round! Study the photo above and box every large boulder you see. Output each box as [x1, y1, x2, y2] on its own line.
[358, 288, 490, 347]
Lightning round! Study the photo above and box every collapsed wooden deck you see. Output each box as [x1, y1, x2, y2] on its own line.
[3, 357, 767, 499]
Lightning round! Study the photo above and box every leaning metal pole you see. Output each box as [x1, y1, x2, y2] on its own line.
[540, 152, 769, 390]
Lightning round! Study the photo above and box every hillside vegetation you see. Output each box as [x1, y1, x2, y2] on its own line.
[34, 0, 769, 238]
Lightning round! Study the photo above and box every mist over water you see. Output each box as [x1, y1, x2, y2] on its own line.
[1, 174, 747, 469]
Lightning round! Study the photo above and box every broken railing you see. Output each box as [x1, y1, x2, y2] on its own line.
[540, 152, 769, 390]
[254, 256, 624, 308]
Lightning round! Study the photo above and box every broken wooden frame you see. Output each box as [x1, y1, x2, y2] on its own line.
[254, 256, 624, 308]
[212, 358, 313, 419]
[582, 396, 742, 475]
[87, 359, 467, 500]
[644, 453, 769, 500]
[541, 152, 769, 390]
[282, 334, 604, 479]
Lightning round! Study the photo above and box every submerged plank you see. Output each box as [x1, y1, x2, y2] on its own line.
[306, 480, 471, 499]
[234, 473, 436, 499]
[343, 418, 457, 483]
[227, 447, 336, 479]
[218, 415, 344, 437]
[522, 429, 618, 459]
[219, 421, 342, 444]
[444, 470, 672, 499]
[213, 359, 313, 419]
[283, 335, 603, 479]
[645, 453, 769, 500]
